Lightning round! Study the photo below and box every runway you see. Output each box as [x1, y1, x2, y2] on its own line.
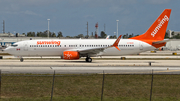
[1, 66, 180, 74]
[0, 59, 180, 74]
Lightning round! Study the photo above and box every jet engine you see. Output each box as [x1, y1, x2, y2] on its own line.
[62, 51, 80, 60]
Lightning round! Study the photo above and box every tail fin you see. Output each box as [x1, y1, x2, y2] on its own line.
[130, 9, 171, 41]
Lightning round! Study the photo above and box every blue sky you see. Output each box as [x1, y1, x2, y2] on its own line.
[0, 0, 179, 37]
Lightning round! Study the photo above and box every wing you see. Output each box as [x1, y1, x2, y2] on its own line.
[67, 35, 122, 56]
[78, 47, 106, 55]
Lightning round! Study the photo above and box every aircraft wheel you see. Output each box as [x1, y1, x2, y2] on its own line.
[88, 58, 92, 62]
[85, 57, 92, 62]
[20, 58, 24, 62]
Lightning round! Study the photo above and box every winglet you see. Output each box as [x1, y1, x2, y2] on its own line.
[111, 35, 122, 51]
[106, 35, 110, 39]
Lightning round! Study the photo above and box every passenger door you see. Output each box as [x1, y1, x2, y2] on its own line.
[139, 42, 143, 50]
[24, 42, 28, 51]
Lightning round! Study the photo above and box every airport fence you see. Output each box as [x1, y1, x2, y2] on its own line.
[1, 71, 180, 101]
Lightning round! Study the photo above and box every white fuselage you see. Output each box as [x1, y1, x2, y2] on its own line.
[4, 39, 155, 57]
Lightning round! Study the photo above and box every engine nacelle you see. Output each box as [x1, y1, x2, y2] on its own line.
[62, 51, 80, 60]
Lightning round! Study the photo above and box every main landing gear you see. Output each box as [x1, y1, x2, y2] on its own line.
[85, 57, 92, 62]
[20, 58, 24, 62]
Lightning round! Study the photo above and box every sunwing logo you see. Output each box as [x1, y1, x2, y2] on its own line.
[151, 15, 169, 37]
[37, 41, 61, 45]
[64, 52, 72, 59]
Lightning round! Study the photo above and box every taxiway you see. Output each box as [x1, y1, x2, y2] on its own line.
[0, 59, 180, 74]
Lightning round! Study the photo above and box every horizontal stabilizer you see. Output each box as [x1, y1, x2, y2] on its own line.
[152, 39, 170, 44]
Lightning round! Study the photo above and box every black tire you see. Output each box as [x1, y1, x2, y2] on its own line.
[87, 58, 92, 62]
[85, 57, 92, 62]
[20, 58, 24, 62]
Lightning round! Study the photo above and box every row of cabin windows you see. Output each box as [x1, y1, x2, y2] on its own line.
[30, 44, 134, 48]
[30, 45, 61, 47]
[79, 45, 109, 47]
[118, 45, 134, 47]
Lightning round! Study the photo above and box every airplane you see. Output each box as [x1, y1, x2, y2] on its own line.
[3, 9, 171, 62]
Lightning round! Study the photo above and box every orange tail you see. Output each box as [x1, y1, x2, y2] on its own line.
[130, 9, 171, 41]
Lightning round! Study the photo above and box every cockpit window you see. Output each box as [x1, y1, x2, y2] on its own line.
[11, 44, 18, 47]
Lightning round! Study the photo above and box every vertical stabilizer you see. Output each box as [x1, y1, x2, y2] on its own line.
[130, 9, 171, 41]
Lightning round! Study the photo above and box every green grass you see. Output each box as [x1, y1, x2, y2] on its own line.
[1, 74, 180, 101]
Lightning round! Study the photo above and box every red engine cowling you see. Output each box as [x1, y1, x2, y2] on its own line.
[62, 51, 80, 60]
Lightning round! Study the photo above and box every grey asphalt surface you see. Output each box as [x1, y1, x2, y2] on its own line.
[0, 59, 180, 74]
